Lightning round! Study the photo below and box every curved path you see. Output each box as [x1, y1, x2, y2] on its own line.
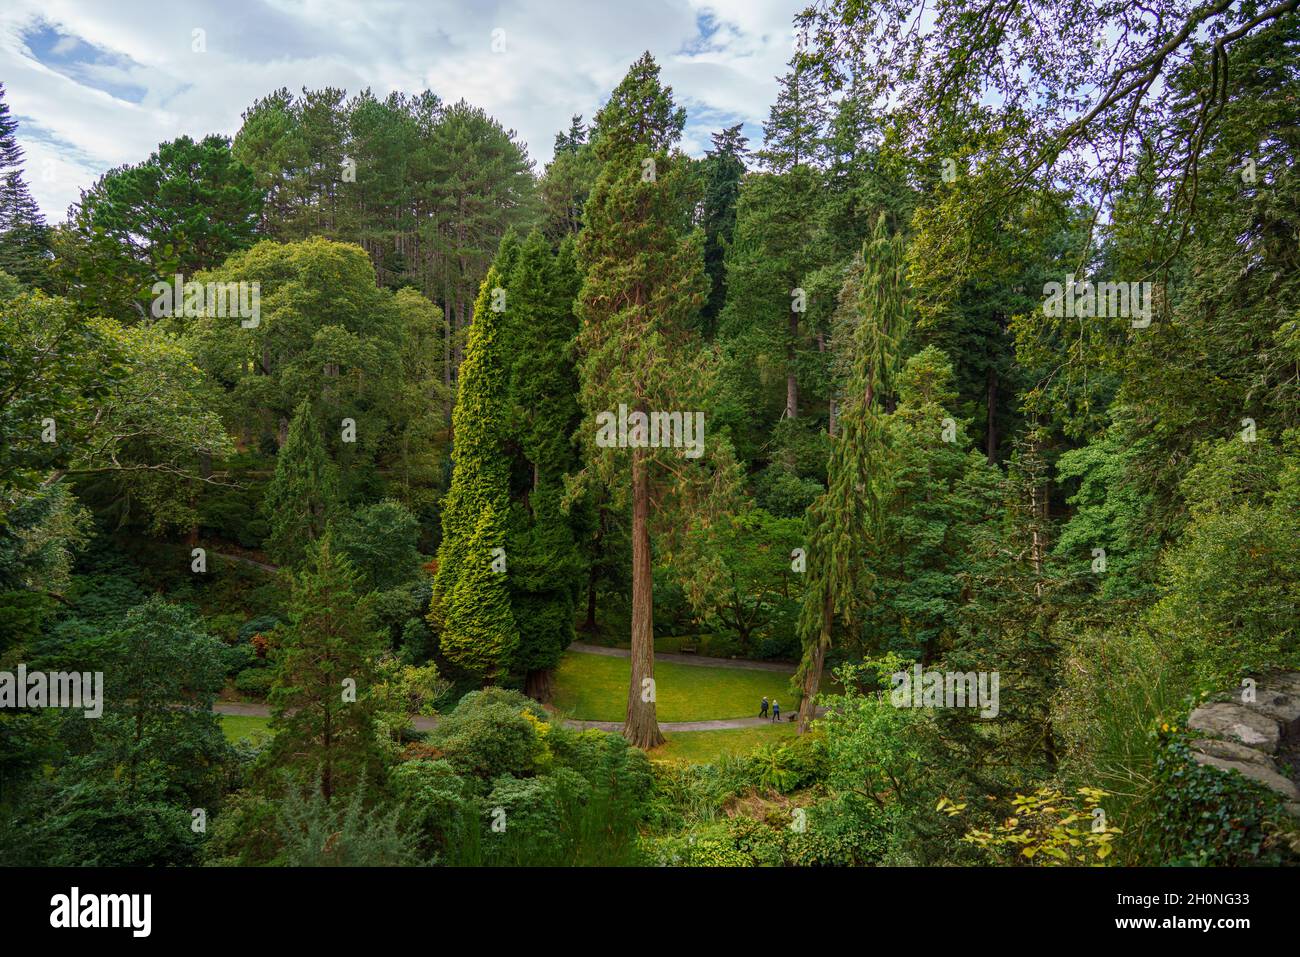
[213, 701, 814, 733]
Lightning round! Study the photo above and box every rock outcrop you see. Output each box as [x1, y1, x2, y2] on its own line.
[1187, 672, 1300, 817]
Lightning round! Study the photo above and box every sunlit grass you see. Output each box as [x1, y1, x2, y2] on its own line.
[551, 651, 797, 722]
[649, 723, 798, 763]
[221, 713, 272, 744]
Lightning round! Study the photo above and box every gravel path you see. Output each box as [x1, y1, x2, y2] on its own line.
[216, 625, 803, 733]
[213, 701, 810, 733]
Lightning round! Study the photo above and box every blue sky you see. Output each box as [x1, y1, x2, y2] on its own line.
[0, 0, 803, 221]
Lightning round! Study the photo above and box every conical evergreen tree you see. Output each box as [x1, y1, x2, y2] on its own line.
[796, 215, 909, 732]
[264, 400, 340, 566]
[0, 84, 49, 287]
[265, 531, 386, 803]
[577, 53, 711, 748]
[757, 57, 827, 174]
[431, 268, 517, 680]
[699, 124, 748, 335]
[503, 230, 585, 699]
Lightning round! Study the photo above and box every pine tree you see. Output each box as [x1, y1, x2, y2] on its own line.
[577, 53, 711, 748]
[796, 215, 909, 732]
[860, 346, 1001, 663]
[264, 400, 340, 567]
[431, 269, 517, 680]
[951, 435, 1061, 771]
[0, 84, 49, 288]
[265, 532, 386, 803]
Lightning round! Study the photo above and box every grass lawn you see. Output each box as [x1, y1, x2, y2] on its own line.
[551, 651, 797, 722]
[649, 722, 797, 763]
[220, 713, 272, 744]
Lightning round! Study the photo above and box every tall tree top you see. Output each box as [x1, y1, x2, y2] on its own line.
[758, 57, 827, 173]
[554, 114, 588, 155]
[707, 123, 750, 161]
[591, 52, 687, 159]
[0, 83, 27, 173]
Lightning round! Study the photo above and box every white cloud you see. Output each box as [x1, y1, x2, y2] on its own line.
[0, 0, 800, 221]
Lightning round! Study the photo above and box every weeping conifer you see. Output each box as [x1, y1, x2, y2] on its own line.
[796, 214, 909, 732]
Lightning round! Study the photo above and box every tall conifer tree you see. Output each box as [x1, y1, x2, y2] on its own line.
[431, 269, 517, 680]
[266, 532, 385, 803]
[0, 83, 49, 287]
[504, 231, 585, 700]
[796, 215, 909, 732]
[577, 53, 711, 748]
[264, 400, 340, 567]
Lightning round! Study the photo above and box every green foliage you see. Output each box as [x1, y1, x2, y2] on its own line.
[275, 780, 418, 866]
[0, 85, 50, 288]
[431, 270, 517, 679]
[682, 507, 804, 655]
[955, 786, 1120, 865]
[334, 499, 422, 591]
[390, 758, 476, 861]
[263, 532, 386, 801]
[860, 346, 1000, 661]
[1151, 732, 1295, 866]
[264, 400, 339, 566]
[499, 230, 586, 684]
[430, 687, 547, 781]
[1147, 430, 1300, 686]
[796, 215, 909, 724]
[699, 124, 748, 334]
[54, 133, 261, 322]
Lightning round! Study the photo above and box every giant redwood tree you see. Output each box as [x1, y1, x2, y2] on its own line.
[575, 53, 712, 749]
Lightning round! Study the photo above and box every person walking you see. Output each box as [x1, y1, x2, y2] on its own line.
[760, 697, 769, 718]
[772, 700, 780, 722]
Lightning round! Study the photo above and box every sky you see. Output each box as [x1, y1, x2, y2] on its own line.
[0, 0, 805, 222]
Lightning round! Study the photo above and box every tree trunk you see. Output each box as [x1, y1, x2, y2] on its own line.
[797, 593, 832, 734]
[524, 667, 554, 703]
[786, 308, 800, 419]
[624, 447, 665, 749]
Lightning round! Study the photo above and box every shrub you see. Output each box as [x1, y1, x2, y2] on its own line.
[234, 666, 274, 698]
[1150, 730, 1296, 866]
[390, 759, 475, 862]
[275, 782, 419, 867]
[955, 786, 1121, 866]
[430, 688, 547, 782]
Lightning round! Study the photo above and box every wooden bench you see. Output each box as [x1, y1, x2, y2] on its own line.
[678, 643, 698, 654]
